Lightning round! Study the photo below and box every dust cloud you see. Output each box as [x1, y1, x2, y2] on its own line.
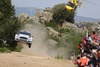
[20, 23, 68, 58]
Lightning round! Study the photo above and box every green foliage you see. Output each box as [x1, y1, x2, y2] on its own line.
[14, 45, 23, 52]
[55, 54, 63, 59]
[45, 21, 59, 31]
[50, 34, 59, 42]
[52, 3, 75, 25]
[59, 28, 71, 33]
[64, 29, 84, 55]
[0, 0, 15, 19]
[58, 28, 85, 57]
[45, 21, 56, 28]
[0, 0, 22, 50]
[0, 47, 11, 53]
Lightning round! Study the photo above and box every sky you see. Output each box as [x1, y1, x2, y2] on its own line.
[11, 0, 100, 19]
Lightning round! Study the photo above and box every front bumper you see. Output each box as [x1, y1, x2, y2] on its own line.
[15, 38, 32, 44]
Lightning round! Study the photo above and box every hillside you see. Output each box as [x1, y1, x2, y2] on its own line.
[1, 1, 100, 67]
[17, 7, 100, 59]
[75, 16, 100, 23]
[15, 7, 100, 22]
[15, 7, 39, 16]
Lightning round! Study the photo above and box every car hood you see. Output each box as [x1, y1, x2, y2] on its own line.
[18, 34, 30, 38]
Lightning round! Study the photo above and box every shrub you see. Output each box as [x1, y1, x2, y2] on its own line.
[55, 54, 63, 59]
[14, 45, 23, 52]
[0, 47, 11, 53]
[52, 3, 75, 25]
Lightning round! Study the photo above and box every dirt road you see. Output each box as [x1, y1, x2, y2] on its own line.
[0, 52, 75, 67]
[1, 23, 76, 67]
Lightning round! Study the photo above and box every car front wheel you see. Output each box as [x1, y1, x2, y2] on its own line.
[28, 43, 31, 48]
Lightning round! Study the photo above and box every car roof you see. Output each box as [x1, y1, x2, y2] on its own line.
[19, 30, 30, 33]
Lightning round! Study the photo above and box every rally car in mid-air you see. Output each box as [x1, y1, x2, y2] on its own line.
[15, 30, 33, 48]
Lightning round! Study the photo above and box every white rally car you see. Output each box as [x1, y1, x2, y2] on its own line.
[15, 30, 33, 48]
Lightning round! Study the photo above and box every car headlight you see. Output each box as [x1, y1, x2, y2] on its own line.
[28, 37, 32, 41]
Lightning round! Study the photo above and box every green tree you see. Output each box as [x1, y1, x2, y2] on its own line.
[0, 0, 22, 49]
[52, 3, 75, 26]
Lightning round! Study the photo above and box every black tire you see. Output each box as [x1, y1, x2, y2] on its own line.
[28, 43, 31, 48]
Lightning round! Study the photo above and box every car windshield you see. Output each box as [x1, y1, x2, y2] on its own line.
[67, 2, 75, 8]
[18, 31, 31, 36]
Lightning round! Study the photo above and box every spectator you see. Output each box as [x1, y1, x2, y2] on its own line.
[74, 56, 81, 67]
[80, 52, 89, 67]
[97, 49, 100, 67]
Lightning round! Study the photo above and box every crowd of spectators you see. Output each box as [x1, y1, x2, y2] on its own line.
[74, 31, 100, 67]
